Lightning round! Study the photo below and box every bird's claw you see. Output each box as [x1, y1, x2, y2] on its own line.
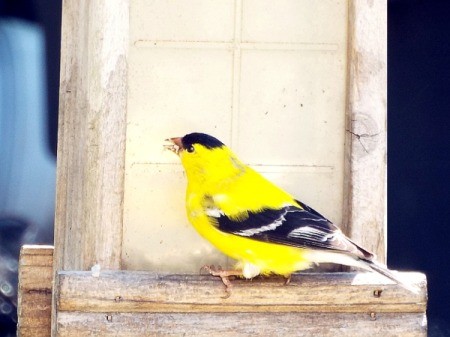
[199, 265, 242, 298]
[200, 264, 223, 275]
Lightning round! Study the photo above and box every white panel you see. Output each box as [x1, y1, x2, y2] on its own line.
[127, 48, 233, 164]
[237, 49, 347, 167]
[131, 0, 235, 42]
[242, 0, 347, 44]
[124, 0, 349, 272]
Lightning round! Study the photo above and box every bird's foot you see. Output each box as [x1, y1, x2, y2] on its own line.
[284, 274, 292, 285]
[200, 265, 242, 298]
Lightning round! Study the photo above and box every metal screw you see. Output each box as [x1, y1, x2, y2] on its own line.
[373, 289, 382, 298]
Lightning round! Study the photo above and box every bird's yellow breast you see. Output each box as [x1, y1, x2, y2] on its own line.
[186, 189, 311, 277]
[182, 146, 312, 276]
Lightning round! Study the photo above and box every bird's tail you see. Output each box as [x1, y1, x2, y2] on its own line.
[361, 259, 421, 294]
[305, 250, 421, 293]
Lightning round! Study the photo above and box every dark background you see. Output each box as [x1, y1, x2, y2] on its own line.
[388, 0, 450, 335]
[1, 0, 449, 335]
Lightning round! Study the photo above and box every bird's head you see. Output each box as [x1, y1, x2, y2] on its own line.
[165, 132, 245, 185]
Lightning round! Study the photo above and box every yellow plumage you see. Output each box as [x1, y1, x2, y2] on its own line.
[166, 132, 417, 293]
[182, 144, 310, 277]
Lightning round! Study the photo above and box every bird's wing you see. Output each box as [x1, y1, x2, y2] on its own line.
[205, 198, 373, 260]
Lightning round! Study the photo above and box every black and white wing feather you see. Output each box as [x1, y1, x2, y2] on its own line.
[205, 197, 373, 261]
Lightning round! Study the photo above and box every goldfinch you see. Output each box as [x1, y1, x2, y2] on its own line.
[165, 132, 417, 295]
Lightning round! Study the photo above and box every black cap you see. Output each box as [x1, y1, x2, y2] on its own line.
[181, 133, 225, 149]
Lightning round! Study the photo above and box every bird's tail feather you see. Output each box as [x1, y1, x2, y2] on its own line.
[305, 250, 420, 293]
[362, 259, 421, 294]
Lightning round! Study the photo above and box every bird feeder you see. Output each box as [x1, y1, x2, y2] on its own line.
[17, 1, 427, 336]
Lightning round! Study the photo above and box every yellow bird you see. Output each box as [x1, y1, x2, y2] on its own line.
[165, 132, 417, 295]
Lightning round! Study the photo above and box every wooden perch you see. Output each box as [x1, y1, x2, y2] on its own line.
[55, 270, 426, 337]
[57, 271, 426, 313]
[18, 246, 427, 336]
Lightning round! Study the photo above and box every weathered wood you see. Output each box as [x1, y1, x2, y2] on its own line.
[53, 1, 129, 335]
[21, 247, 427, 336]
[17, 245, 54, 337]
[56, 270, 426, 336]
[54, 0, 129, 272]
[343, 0, 388, 263]
[57, 271, 426, 314]
[57, 312, 427, 337]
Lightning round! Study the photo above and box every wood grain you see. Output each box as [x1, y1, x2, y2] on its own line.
[343, 1, 388, 264]
[56, 270, 426, 336]
[57, 271, 426, 314]
[54, 0, 129, 272]
[17, 245, 54, 337]
[17, 252, 426, 336]
[53, 1, 129, 335]
[57, 312, 427, 337]
[18, 246, 425, 336]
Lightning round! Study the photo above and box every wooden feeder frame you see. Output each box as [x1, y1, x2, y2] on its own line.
[17, 1, 427, 336]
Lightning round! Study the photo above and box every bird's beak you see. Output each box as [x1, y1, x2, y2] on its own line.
[163, 137, 184, 155]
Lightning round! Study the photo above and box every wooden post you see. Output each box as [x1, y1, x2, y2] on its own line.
[344, 0, 388, 263]
[52, 0, 129, 335]
[17, 245, 54, 337]
[54, 0, 129, 271]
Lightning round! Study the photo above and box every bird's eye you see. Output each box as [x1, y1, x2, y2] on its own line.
[187, 145, 195, 153]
